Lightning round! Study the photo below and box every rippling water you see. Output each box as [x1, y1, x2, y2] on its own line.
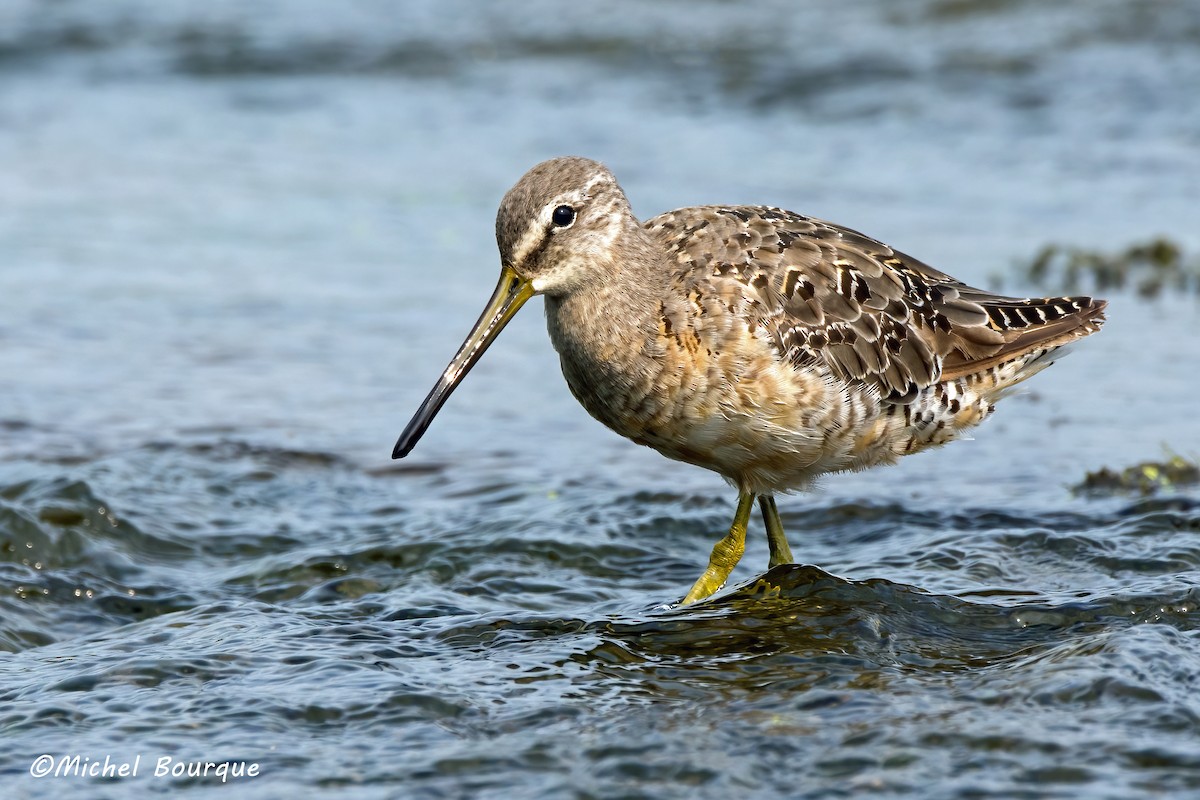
[3, 1, 1200, 797]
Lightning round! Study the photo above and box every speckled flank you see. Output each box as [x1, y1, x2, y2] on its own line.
[480, 156, 1104, 599]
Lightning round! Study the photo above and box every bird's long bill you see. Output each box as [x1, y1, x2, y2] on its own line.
[392, 265, 535, 459]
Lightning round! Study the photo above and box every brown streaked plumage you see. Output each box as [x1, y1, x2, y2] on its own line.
[393, 156, 1107, 605]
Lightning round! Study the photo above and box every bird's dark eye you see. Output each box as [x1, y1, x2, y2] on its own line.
[551, 205, 576, 227]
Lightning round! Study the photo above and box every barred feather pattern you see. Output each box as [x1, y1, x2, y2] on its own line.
[629, 205, 1106, 492]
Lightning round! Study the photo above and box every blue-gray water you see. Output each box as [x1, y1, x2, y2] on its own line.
[3, 1, 1200, 797]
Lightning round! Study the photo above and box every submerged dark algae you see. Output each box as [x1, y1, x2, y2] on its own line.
[1076, 455, 1200, 498]
[4, 1, 1200, 798]
[1009, 238, 1200, 300]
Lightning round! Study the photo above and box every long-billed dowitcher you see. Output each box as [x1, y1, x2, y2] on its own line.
[394, 157, 1106, 605]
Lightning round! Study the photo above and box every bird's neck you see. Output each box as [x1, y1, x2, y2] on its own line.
[542, 225, 672, 422]
[544, 225, 668, 352]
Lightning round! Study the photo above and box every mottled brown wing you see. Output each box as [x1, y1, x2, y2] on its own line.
[646, 205, 1105, 403]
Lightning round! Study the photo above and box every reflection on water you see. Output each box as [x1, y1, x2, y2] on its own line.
[3, 1, 1200, 797]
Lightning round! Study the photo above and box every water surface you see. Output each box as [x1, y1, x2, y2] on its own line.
[3, 1, 1200, 797]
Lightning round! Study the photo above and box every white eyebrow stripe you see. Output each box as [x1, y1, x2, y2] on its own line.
[579, 172, 610, 197]
[508, 172, 614, 267]
[510, 223, 545, 267]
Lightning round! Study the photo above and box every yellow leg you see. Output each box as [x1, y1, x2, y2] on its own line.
[681, 492, 755, 605]
[759, 495, 794, 568]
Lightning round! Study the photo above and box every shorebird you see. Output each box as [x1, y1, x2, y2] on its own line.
[393, 157, 1106, 605]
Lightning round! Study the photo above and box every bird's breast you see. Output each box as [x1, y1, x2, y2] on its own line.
[545, 290, 901, 491]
